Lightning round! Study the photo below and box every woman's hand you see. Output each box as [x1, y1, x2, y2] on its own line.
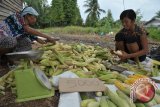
[36, 38, 46, 44]
[47, 37, 56, 44]
[118, 51, 130, 60]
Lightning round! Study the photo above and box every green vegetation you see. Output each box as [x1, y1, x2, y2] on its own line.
[156, 10, 160, 18]
[84, 0, 106, 27]
[39, 26, 160, 42]
[39, 26, 120, 35]
[147, 27, 160, 41]
[39, 26, 118, 36]
[39, 26, 97, 35]
[24, 0, 160, 41]
[24, 0, 82, 27]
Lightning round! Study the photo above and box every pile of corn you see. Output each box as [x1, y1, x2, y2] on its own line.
[80, 87, 160, 107]
[34, 42, 129, 84]
[0, 70, 14, 95]
[119, 62, 160, 77]
[114, 74, 148, 95]
[124, 74, 148, 85]
[36, 42, 115, 78]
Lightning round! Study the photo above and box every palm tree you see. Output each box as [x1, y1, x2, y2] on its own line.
[84, 0, 105, 26]
[156, 10, 160, 18]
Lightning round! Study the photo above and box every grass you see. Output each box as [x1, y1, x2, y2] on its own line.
[39, 26, 160, 42]
[39, 26, 97, 35]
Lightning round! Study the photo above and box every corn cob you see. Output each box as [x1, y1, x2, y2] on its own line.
[104, 88, 130, 107]
[103, 79, 117, 84]
[124, 78, 137, 85]
[128, 75, 140, 79]
[114, 80, 130, 95]
[64, 60, 73, 65]
[49, 61, 60, 67]
[52, 69, 64, 76]
[98, 74, 117, 81]
[95, 92, 102, 97]
[116, 90, 136, 107]
[154, 94, 160, 104]
[99, 64, 107, 71]
[39, 66, 46, 70]
[57, 64, 68, 69]
[106, 99, 117, 107]
[156, 89, 160, 95]
[80, 99, 96, 107]
[72, 55, 83, 61]
[40, 59, 50, 66]
[100, 97, 108, 107]
[144, 99, 157, 107]
[87, 101, 99, 107]
[86, 58, 97, 63]
[48, 68, 54, 76]
[128, 74, 147, 79]
[83, 67, 89, 72]
[73, 61, 88, 67]
[52, 49, 64, 64]
[116, 74, 127, 82]
[74, 71, 90, 78]
[135, 103, 145, 107]
[95, 70, 111, 77]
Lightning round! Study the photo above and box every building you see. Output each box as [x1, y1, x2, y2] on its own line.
[144, 17, 160, 28]
[0, 0, 23, 21]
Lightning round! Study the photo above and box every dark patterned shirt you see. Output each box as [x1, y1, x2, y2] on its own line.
[0, 12, 37, 41]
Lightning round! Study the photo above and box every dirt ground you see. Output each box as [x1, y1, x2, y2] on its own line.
[0, 91, 59, 107]
[0, 34, 160, 107]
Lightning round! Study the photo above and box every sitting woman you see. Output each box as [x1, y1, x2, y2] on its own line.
[115, 9, 148, 62]
[0, 6, 57, 56]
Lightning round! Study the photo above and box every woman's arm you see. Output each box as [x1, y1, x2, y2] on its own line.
[23, 25, 56, 43]
[120, 35, 148, 60]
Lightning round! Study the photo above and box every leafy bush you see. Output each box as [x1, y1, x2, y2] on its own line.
[147, 27, 160, 41]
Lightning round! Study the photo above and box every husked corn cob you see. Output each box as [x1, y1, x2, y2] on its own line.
[86, 58, 97, 63]
[133, 74, 147, 78]
[124, 78, 138, 85]
[114, 80, 130, 95]
[128, 75, 141, 79]
[72, 61, 88, 67]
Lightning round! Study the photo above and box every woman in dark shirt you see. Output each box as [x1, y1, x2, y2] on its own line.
[115, 9, 148, 62]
